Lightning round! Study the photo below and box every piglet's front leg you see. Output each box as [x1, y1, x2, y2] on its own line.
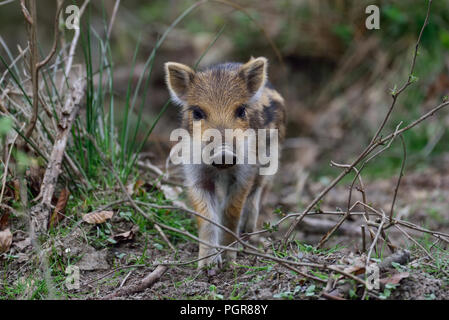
[221, 180, 253, 263]
[189, 189, 222, 269]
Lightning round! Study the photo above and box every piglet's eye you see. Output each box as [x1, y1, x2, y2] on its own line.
[235, 105, 247, 119]
[190, 106, 206, 120]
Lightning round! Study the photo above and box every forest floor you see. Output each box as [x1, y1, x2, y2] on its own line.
[2, 148, 448, 300]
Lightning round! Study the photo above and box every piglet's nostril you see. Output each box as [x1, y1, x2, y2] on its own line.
[211, 153, 237, 169]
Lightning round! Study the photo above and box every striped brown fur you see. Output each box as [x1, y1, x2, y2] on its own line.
[165, 57, 286, 269]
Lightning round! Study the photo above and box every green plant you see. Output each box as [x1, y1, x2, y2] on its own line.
[208, 284, 224, 300]
[305, 284, 316, 297]
[273, 285, 304, 300]
[379, 283, 398, 300]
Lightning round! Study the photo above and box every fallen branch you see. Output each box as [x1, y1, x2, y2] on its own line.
[103, 265, 168, 299]
[30, 78, 85, 238]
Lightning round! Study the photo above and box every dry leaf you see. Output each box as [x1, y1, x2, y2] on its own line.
[343, 265, 366, 276]
[113, 225, 138, 242]
[82, 211, 114, 224]
[0, 213, 9, 230]
[341, 255, 366, 276]
[0, 228, 12, 253]
[113, 231, 133, 242]
[114, 230, 132, 240]
[14, 237, 31, 251]
[49, 188, 70, 228]
[16, 252, 29, 263]
[380, 272, 409, 286]
[134, 179, 145, 195]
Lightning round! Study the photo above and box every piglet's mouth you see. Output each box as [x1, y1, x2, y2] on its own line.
[212, 162, 236, 169]
[210, 146, 237, 169]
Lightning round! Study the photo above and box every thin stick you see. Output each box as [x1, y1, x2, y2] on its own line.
[394, 224, 434, 261]
[103, 265, 168, 299]
[107, 0, 120, 40]
[20, 0, 38, 140]
[366, 211, 387, 265]
[62, 0, 90, 89]
[19, 0, 32, 24]
[37, 1, 63, 69]
[0, 0, 16, 6]
[119, 270, 133, 288]
[389, 135, 406, 220]
[81, 264, 145, 287]
[154, 223, 176, 252]
[136, 202, 255, 251]
[317, 163, 375, 248]
[283, 0, 434, 243]
[155, 220, 370, 288]
[361, 225, 366, 253]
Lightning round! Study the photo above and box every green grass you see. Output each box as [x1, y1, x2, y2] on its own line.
[295, 240, 345, 256]
[65, 1, 210, 192]
[0, 0, 229, 299]
[0, 276, 48, 300]
[414, 234, 449, 282]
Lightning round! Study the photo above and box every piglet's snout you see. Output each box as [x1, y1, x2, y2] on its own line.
[211, 145, 237, 169]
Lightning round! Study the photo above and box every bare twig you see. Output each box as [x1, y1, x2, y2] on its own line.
[19, 0, 32, 24]
[317, 163, 375, 248]
[394, 225, 434, 261]
[20, 0, 37, 140]
[62, 0, 90, 89]
[366, 211, 387, 265]
[353, 200, 449, 243]
[154, 223, 176, 252]
[283, 0, 437, 244]
[107, 0, 121, 40]
[119, 270, 133, 288]
[389, 135, 407, 220]
[81, 264, 145, 287]
[361, 225, 366, 253]
[0, 0, 16, 6]
[103, 265, 168, 299]
[30, 78, 85, 237]
[37, 1, 63, 69]
[18, 0, 63, 141]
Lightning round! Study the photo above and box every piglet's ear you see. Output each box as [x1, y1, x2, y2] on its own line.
[165, 62, 195, 106]
[239, 57, 268, 101]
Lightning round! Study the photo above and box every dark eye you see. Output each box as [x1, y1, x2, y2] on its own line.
[190, 106, 206, 120]
[235, 105, 247, 119]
